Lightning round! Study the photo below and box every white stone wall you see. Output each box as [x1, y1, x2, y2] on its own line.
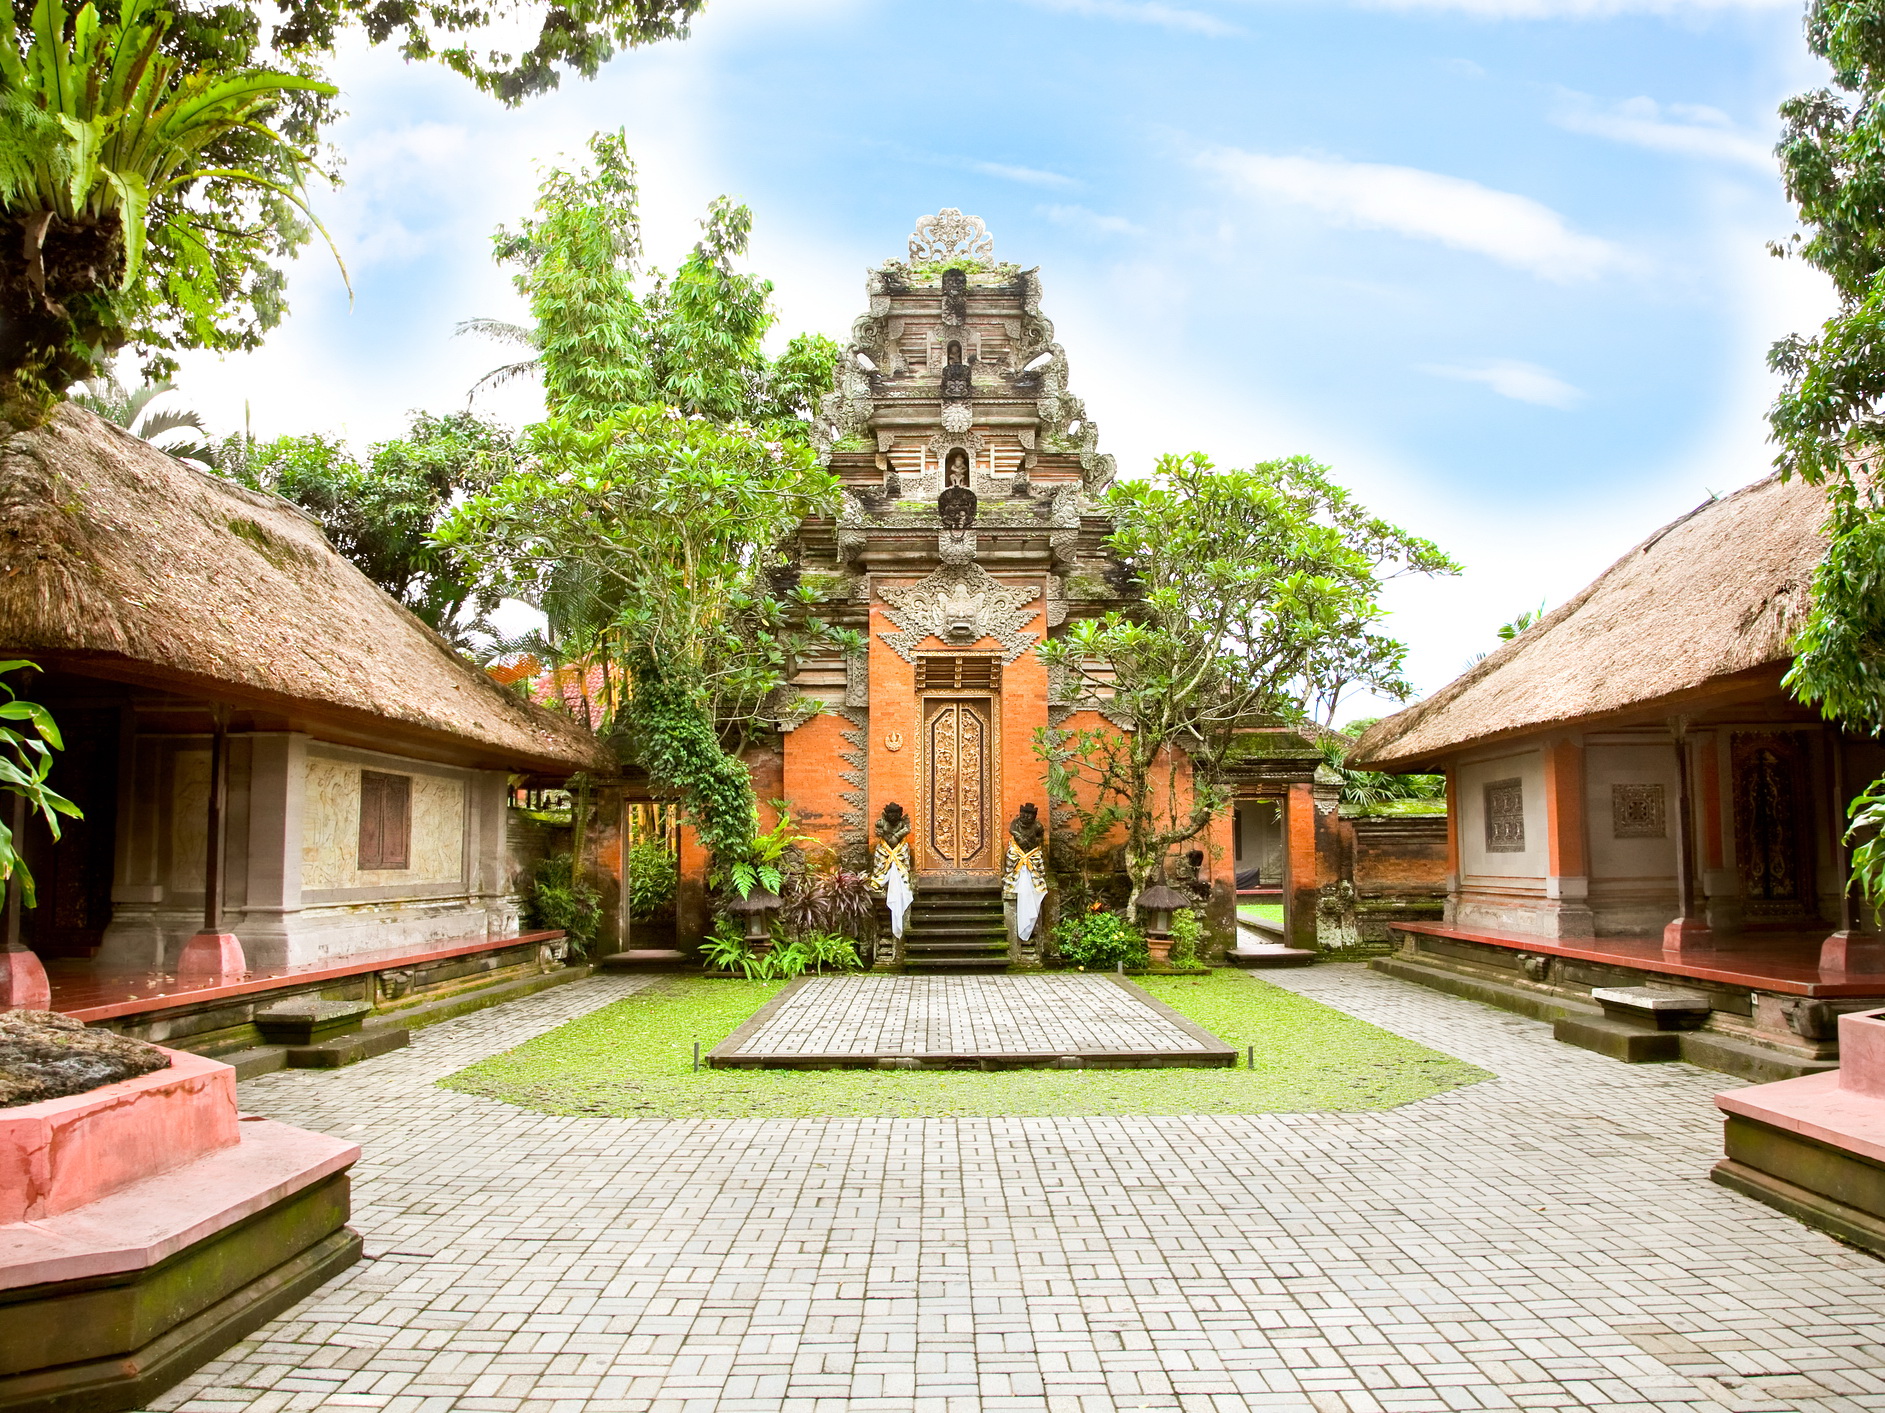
[1453, 749, 1549, 933]
[99, 730, 522, 971]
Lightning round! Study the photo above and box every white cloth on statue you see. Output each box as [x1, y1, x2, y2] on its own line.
[1013, 863, 1045, 941]
[884, 863, 913, 939]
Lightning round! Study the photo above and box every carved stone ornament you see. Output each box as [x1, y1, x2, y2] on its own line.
[1611, 783, 1666, 839]
[941, 402, 973, 433]
[910, 208, 994, 264]
[878, 562, 1040, 663]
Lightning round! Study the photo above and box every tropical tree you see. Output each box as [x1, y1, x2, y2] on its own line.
[1036, 452, 1458, 912]
[0, 0, 340, 425]
[1321, 717, 1445, 808]
[223, 412, 519, 644]
[1764, 0, 1885, 906]
[0, 661, 81, 906]
[69, 368, 212, 463]
[437, 407, 849, 862]
[466, 130, 840, 435]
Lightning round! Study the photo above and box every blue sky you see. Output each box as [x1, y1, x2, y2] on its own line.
[176, 0, 1835, 713]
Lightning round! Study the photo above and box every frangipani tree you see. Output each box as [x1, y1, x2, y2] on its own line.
[1037, 452, 1457, 913]
[438, 407, 850, 863]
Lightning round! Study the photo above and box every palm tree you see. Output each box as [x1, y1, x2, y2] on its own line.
[70, 371, 215, 468]
[457, 317, 542, 400]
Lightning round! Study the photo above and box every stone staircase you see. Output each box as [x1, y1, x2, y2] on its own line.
[901, 882, 1009, 972]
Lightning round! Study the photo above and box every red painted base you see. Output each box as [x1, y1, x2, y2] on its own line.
[1818, 931, 1885, 974]
[2, 942, 51, 1010]
[1662, 916, 1714, 954]
[176, 931, 247, 983]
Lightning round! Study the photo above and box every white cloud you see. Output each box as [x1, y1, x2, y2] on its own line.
[964, 159, 1079, 189]
[1357, 0, 1792, 15]
[1419, 358, 1586, 407]
[1017, 0, 1243, 36]
[1201, 147, 1629, 281]
[1552, 92, 1773, 168]
[1041, 203, 1145, 236]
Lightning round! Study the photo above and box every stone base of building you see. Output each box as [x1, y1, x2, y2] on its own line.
[1373, 924, 1869, 1082]
[47, 933, 579, 1068]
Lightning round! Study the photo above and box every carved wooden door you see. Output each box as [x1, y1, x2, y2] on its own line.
[922, 699, 994, 872]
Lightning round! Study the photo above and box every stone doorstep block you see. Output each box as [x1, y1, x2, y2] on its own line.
[1553, 1013, 1682, 1063]
[0, 1049, 239, 1225]
[1590, 985, 1712, 1030]
[254, 998, 374, 1047]
[283, 1025, 409, 1069]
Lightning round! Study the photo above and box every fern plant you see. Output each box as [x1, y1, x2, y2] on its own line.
[0, 0, 341, 424]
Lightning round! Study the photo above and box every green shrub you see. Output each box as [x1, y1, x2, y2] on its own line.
[523, 852, 602, 959]
[627, 838, 678, 916]
[1168, 907, 1203, 968]
[1054, 909, 1148, 970]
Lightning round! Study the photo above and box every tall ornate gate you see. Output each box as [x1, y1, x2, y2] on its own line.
[921, 698, 995, 874]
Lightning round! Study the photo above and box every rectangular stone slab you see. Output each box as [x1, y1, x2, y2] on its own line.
[710, 973, 1236, 1070]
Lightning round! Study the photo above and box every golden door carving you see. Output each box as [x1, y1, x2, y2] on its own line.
[923, 699, 993, 871]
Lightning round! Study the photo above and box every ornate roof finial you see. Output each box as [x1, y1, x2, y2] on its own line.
[909, 208, 994, 264]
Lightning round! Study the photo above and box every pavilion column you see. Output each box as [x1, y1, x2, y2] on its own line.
[1541, 738, 1595, 938]
[1442, 769, 1459, 926]
[176, 703, 247, 982]
[2, 791, 53, 1011]
[1821, 724, 1864, 973]
[1663, 717, 1713, 954]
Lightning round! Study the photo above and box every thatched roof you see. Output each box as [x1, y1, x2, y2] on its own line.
[0, 405, 608, 774]
[1350, 474, 1829, 772]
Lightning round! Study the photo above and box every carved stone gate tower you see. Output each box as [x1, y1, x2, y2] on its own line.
[770, 210, 1137, 966]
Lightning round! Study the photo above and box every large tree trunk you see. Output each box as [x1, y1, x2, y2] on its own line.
[0, 210, 126, 429]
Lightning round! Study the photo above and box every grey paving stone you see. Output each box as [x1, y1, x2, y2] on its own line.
[139, 965, 1885, 1413]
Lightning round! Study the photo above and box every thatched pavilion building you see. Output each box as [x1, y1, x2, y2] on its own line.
[1352, 473, 1885, 1078]
[0, 406, 607, 1052]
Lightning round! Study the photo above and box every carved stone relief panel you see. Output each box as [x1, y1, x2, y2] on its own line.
[1483, 778, 1525, 853]
[877, 563, 1040, 663]
[1610, 783, 1666, 839]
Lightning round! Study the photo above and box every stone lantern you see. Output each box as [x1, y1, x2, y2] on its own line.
[724, 886, 783, 954]
[1136, 883, 1194, 966]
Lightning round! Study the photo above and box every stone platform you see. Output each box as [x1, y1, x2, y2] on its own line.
[709, 973, 1236, 1069]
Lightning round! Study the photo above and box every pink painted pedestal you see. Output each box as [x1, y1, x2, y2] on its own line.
[176, 930, 247, 983]
[1713, 1007, 1885, 1255]
[0, 944, 50, 1011]
[0, 1045, 361, 1413]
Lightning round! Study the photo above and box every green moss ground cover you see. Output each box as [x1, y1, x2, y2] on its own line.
[439, 970, 1487, 1119]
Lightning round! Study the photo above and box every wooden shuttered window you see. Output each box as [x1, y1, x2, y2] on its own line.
[916, 655, 1000, 692]
[359, 771, 412, 870]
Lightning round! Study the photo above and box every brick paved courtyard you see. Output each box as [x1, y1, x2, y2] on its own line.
[713, 975, 1228, 1067]
[154, 965, 1885, 1413]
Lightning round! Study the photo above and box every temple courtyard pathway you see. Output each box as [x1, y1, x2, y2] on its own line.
[152, 966, 1885, 1413]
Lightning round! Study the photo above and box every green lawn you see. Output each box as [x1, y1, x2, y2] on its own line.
[1237, 902, 1285, 926]
[440, 970, 1487, 1119]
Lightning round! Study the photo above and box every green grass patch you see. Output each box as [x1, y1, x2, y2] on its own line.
[1237, 903, 1285, 926]
[439, 970, 1487, 1119]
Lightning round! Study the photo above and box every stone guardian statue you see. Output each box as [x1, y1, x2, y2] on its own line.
[870, 802, 915, 943]
[1002, 802, 1048, 953]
